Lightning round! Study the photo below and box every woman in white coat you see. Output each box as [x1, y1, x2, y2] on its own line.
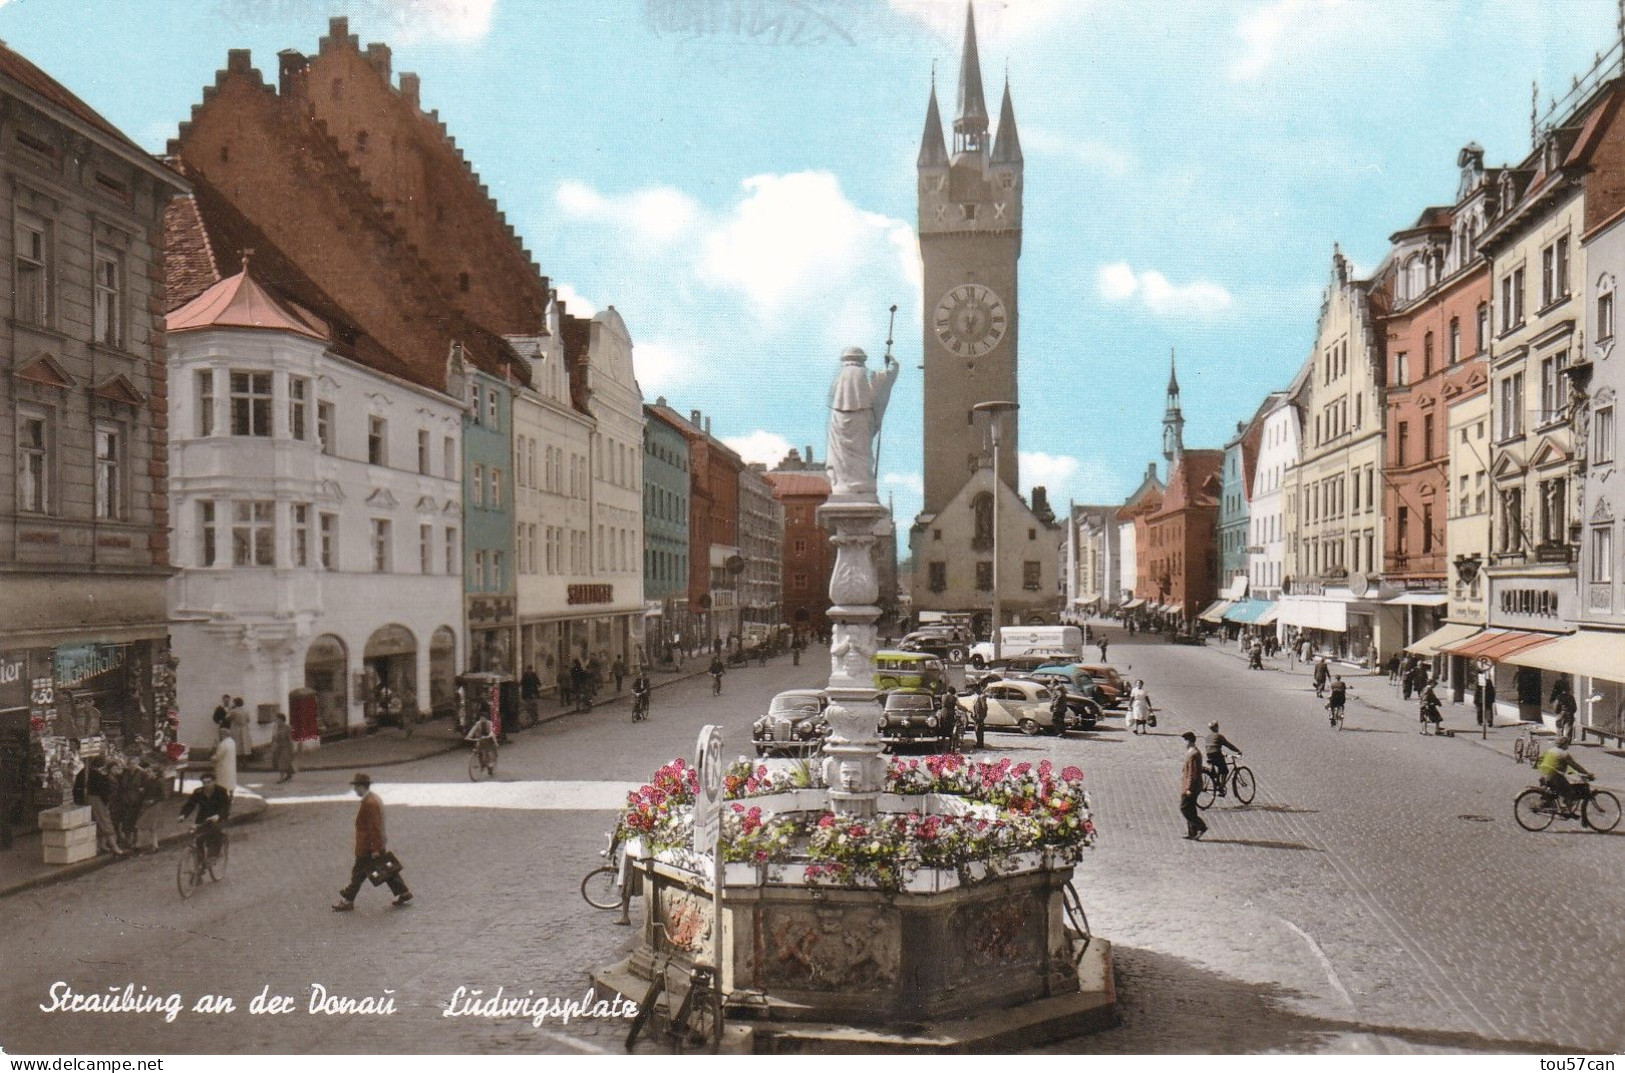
[1128, 680, 1153, 735]
[212, 727, 238, 795]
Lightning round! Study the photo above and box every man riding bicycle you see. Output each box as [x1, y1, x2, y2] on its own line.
[179, 770, 231, 862]
[708, 656, 725, 696]
[631, 670, 652, 720]
[1327, 676, 1348, 722]
[1205, 721, 1242, 796]
[465, 712, 498, 769]
[1536, 735, 1595, 813]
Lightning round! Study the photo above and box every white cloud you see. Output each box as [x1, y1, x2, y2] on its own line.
[1096, 262, 1233, 317]
[724, 430, 794, 466]
[1020, 451, 1079, 489]
[888, 0, 1075, 39]
[553, 281, 596, 316]
[1022, 127, 1134, 179]
[554, 181, 701, 246]
[632, 340, 693, 394]
[883, 472, 924, 495]
[379, 0, 495, 43]
[1224, 0, 1442, 83]
[1020, 452, 1125, 506]
[698, 172, 916, 316]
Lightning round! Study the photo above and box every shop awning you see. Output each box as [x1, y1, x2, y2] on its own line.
[1224, 576, 1250, 601]
[1499, 629, 1625, 683]
[1223, 599, 1275, 624]
[1198, 600, 1232, 624]
[1384, 592, 1450, 607]
[1405, 622, 1480, 657]
[1257, 604, 1280, 626]
[1165, 604, 1184, 617]
[1122, 598, 1146, 610]
[1277, 597, 1349, 632]
[1439, 628, 1562, 663]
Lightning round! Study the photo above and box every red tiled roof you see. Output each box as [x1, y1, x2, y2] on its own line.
[0, 42, 142, 152]
[1156, 450, 1223, 516]
[763, 471, 830, 499]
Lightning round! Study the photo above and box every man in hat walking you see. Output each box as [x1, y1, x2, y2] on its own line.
[1179, 731, 1208, 841]
[333, 773, 412, 911]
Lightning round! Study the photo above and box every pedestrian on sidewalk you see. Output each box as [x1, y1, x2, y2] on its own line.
[333, 773, 412, 911]
[1386, 653, 1401, 684]
[972, 685, 988, 750]
[1179, 732, 1208, 840]
[1312, 656, 1329, 698]
[521, 665, 542, 726]
[1129, 680, 1152, 734]
[212, 727, 238, 796]
[1098, 637, 1109, 662]
[211, 694, 231, 735]
[1552, 679, 1578, 739]
[271, 712, 296, 783]
[132, 760, 165, 853]
[84, 759, 125, 857]
[112, 758, 143, 850]
[611, 657, 626, 695]
[569, 660, 586, 712]
[1419, 681, 1444, 734]
[228, 697, 250, 759]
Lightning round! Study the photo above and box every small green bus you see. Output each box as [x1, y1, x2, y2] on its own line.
[873, 650, 949, 695]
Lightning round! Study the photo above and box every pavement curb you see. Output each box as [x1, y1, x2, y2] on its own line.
[0, 792, 269, 901]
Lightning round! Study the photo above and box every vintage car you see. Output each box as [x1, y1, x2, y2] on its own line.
[752, 689, 831, 758]
[1073, 663, 1130, 709]
[963, 652, 1075, 690]
[974, 678, 1098, 735]
[878, 688, 959, 751]
[874, 650, 950, 696]
[897, 630, 969, 665]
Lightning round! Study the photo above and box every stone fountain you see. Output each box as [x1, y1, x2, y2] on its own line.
[591, 345, 1116, 1052]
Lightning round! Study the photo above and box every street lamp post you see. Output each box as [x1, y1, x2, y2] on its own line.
[972, 401, 1020, 664]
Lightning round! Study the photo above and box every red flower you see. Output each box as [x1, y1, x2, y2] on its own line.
[1061, 765, 1084, 782]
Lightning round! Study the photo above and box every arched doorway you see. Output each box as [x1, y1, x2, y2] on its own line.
[364, 624, 418, 721]
[429, 627, 457, 719]
[303, 634, 349, 736]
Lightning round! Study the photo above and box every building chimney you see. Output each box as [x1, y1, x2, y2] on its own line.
[1146, 461, 1158, 481]
[1032, 487, 1049, 515]
[704, 417, 712, 435]
[656, 395, 667, 407]
[691, 409, 702, 427]
[277, 50, 306, 95]
[364, 43, 392, 81]
[399, 71, 420, 110]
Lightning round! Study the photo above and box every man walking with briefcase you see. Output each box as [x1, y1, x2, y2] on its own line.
[333, 772, 412, 911]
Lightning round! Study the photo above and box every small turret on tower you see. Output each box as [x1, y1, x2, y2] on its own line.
[1162, 349, 1185, 464]
[991, 78, 1022, 165]
[918, 78, 948, 168]
[953, 2, 989, 155]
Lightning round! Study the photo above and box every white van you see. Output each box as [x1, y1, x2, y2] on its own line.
[967, 626, 1084, 667]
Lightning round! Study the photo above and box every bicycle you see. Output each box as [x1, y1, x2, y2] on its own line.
[1197, 757, 1256, 809]
[581, 832, 634, 924]
[632, 690, 650, 722]
[624, 948, 722, 1053]
[176, 821, 228, 899]
[1513, 776, 1621, 833]
[710, 672, 723, 697]
[1513, 724, 1543, 766]
[467, 737, 497, 781]
[1326, 700, 1344, 730]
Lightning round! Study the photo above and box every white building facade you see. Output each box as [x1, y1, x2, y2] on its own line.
[1249, 377, 1304, 602]
[166, 269, 465, 749]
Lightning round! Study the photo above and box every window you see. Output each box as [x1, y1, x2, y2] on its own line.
[1593, 525, 1614, 584]
[1541, 236, 1569, 305]
[1423, 332, 1433, 377]
[230, 372, 273, 437]
[196, 372, 215, 437]
[1597, 405, 1616, 465]
[93, 249, 122, 347]
[1396, 421, 1409, 466]
[1449, 318, 1461, 364]
[288, 377, 309, 441]
[1022, 561, 1042, 591]
[93, 424, 123, 520]
[317, 401, 334, 455]
[473, 549, 486, 589]
[1539, 351, 1568, 423]
[470, 384, 483, 426]
[490, 468, 501, 509]
[417, 429, 430, 475]
[231, 500, 274, 566]
[371, 519, 392, 573]
[15, 216, 47, 324]
[486, 388, 499, 429]
[491, 551, 504, 589]
[928, 561, 946, 593]
[1394, 352, 1408, 386]
[367, 415, 387, 466]
[975, 561, 993, 591]
[1498, 372, 1525, 439]
[443, 436, 456, 478]
[197, 501, 216, 566]
[1423, 414, 1434, 461]
[1499, 487, 1523, 554]
[1422, 502, 1435, 554]
[794, 539, 807, 554]
[291, 503, 310, 567]
[320, 513, 337, 569]
[420, 524, 433, 573]
[445, 527, 458, 574]
[1600, 291, 1616, 342]
[471, 464, 485, 508]
[18, 411, 49, 513]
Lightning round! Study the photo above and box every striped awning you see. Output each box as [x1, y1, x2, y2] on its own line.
[1198, 600, 1232, 624]
[1406, 622, 1480, 657]
[1223, 599, 1275, 624]
[1439, 629, 1562, 663]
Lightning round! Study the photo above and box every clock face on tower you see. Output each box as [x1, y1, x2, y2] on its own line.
[933, 283, 1007, 359]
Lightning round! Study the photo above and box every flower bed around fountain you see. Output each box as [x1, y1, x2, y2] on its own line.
[602, 752, 1102, 1031]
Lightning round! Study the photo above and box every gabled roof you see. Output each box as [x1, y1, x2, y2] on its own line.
[0, 42, 141, 154]
[1154, 449, 1223, 518]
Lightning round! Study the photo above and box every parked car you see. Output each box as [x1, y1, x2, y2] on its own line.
[878, 689, 959, 751]
[967, 626, 1084, 668]
[1073, 663, 1129, 708]
[1022, 670, 1105, 726]
[752, 689, 831, 758]
[874, 650, 951, 695]
[964, 652, 1075, 689]
[897, 630, 969, 665]
[974, 678, 1095, 735]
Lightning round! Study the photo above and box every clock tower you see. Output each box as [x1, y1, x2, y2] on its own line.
[918, 1, 1023, 516]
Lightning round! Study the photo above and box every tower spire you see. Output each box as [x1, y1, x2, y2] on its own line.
[1162, 348, 1184, 465]
[991, 75, 1022, 164]
[919, 76, 948, 168]
[953, 1, 989, 154]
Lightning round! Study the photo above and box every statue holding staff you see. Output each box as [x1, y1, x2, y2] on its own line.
[826, 346, 899, 497]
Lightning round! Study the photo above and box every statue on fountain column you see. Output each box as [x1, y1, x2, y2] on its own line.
[827, 346, 900, 497]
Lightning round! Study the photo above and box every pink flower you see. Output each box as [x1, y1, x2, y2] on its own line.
[817, 813, 837, 828]
[1061, 765, 1084, 782]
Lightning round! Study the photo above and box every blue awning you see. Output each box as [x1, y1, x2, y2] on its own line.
[1223, 599, 1276, 624]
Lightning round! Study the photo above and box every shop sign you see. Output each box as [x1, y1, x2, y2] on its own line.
[568, 584, 613, 606]
[53, 644, 125, 690]
[1498, 588, 1560, 618]
[0, 651, 27, 711]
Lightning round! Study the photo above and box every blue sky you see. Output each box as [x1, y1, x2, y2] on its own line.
[0, 0, 1615, 524]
